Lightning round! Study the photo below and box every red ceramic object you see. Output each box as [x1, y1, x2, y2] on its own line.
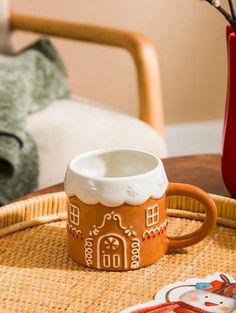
[222, 25, 236, 198]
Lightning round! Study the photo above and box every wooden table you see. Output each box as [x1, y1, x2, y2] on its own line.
[18, 154, 230, 201]
[163, 154, 229, 197]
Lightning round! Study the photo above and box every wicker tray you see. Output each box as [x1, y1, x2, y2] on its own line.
[0, 192, 235, 313]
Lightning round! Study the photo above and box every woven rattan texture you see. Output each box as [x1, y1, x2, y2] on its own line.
[0, 218, 235, 313]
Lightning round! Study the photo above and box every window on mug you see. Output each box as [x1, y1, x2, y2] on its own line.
[146, 205, 159, 227]
[70, 204, 80, 226]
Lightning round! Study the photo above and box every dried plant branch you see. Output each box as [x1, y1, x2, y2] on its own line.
[228, 0, 236, 20]
[203, 0, 236, 32]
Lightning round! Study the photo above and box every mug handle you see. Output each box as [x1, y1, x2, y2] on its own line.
[167, 183, 217, 249]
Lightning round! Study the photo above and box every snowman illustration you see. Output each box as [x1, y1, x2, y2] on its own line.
[121, 273, 236, 313]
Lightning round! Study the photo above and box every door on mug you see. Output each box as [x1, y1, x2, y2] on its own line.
[98, 235, 126, 269]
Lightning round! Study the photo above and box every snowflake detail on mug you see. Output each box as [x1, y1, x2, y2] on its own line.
[65, 171, 76, 196]
[88, 179, 97, 192]
[127, 183, 141, 198]
[156, 173, 164, 186]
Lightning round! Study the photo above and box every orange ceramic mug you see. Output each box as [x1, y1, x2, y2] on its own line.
[64, 149, 217, 271]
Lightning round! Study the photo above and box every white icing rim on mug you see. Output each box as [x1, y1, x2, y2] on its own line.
[64, 148, 169, 207]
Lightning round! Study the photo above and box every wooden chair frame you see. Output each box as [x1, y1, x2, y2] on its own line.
[9, 11, 164, 135]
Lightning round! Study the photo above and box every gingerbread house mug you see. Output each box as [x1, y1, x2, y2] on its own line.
[64, 149, 217, 271]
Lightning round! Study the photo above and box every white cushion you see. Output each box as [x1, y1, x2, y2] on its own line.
[26, 96, 167, 188]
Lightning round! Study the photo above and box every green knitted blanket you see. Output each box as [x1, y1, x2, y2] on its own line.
[0, 38, 69, 204]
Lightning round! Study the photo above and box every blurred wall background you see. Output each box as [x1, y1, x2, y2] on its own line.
[11, 0, 227, 124]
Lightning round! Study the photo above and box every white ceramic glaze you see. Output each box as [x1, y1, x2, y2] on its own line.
[64, 149, 168, 207]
